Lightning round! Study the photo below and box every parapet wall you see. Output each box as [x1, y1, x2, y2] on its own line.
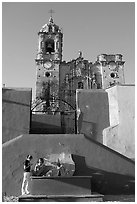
[2, 87, 32, 143]
[104, 85, 135, 159]
[76, 85, 135, 159]
[76, 89, 110, 143]
[2, 134, 134, 196]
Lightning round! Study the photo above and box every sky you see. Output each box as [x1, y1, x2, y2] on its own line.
[2, 2, 135, 98]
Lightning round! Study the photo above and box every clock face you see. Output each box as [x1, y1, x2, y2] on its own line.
[108, 61, 116, 70]
[44, 61, 52, 69]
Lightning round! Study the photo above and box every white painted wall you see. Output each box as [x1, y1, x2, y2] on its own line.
[77, 85, 135, 159]
[104, 85, 135, 158]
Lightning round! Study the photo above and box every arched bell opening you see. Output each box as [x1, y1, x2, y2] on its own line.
[45, 39, 55, 54]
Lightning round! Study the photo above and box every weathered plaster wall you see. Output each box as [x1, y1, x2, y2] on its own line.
[76, 85, 135, 159]
[2, 134, 134, 196]
[76, 89, 110, 143]
[2, 88, 32, 143]
[104, 85, 135, 159]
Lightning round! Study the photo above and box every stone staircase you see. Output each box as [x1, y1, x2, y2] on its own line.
[19, 176, 104, 202]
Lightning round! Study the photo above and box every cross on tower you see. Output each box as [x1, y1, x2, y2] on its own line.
[49, 9, 55, 17]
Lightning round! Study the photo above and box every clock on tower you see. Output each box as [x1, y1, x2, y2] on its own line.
[44, 61, 52, 69]
[35, 15, 63, 113]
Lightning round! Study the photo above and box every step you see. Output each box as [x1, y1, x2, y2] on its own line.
[30, 114, 63, 134]
[19, 193, 104, 202]
[29, 176, 92, 195]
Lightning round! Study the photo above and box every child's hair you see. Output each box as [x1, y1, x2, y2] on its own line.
[39, 158, 44, 163]
[27, 155, 33, 160]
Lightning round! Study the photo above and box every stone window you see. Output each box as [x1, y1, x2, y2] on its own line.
[41, 41, 45, 49]
[45, 72, 51, 77]
[45, 39, 55, 54]
[78, 82, 84, 89]
[48, 25, 52, 32]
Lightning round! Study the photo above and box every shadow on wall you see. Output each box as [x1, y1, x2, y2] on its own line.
[30, 113, 63, 134]
[2, 134, 135, 196]
[72, 154, 134, 195]
[2, 88, 31, 143]
[2, 152, 134, 196]
[78, 117, 97, 141]
[30, 121, 63, 134]
[30, 111, 76, 134]
[2, 99, 30, 107]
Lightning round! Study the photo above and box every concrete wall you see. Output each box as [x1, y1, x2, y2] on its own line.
[2, 134, 134, 196]
[104, 85, 135, 159]
[2, 88, 32, 143]
[76, 85, 135, 159]
[76, 89, 110, 143]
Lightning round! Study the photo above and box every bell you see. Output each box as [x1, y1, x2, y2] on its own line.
[47, 43, 52, 48]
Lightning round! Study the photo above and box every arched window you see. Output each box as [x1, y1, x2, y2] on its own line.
[45, 39, 55, 53]
[41, 41, 45, 49]
[78, 82, 84, 89]
[48, 25, 52, 32]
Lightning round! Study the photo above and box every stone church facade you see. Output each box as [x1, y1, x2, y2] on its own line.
[34, 16, 125, 113]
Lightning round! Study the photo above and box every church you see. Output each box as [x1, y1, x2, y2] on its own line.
[34, 16, 125, 113]
[2, 13, 135, 200]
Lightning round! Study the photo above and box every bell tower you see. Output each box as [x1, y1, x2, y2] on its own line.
[35, 14, 63, 112]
